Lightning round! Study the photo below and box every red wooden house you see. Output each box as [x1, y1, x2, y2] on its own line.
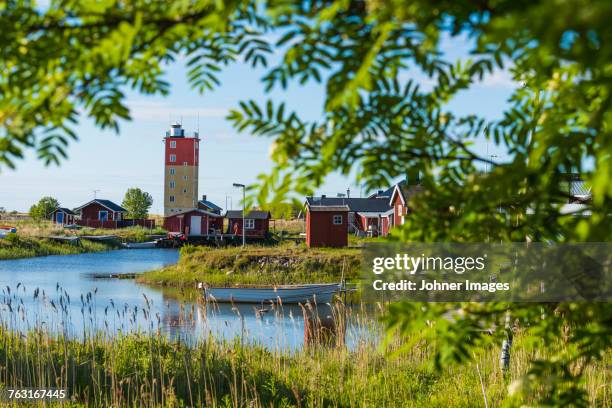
[306, 205, 349, 247]
[389, 182, 424, 228]
[163, 208, 223, 236]
[225, 210, 271, 239]
[304, 196, 392, 237]
[74, 199, 128, 229]
[50, 207, 76, 226]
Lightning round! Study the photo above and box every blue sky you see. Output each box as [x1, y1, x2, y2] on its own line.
[0, 35, 515, 214]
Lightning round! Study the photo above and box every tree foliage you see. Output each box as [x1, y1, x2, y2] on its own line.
[122, 187, 153, 219]
[29, 196, 59, 221]
[2, 1, 611, 405]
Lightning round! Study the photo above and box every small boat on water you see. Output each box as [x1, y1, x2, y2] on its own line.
[200, 283, 341, 304]
[122, 241, 158, 249]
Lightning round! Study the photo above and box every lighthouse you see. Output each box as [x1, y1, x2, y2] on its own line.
[163, 122, 200, 216]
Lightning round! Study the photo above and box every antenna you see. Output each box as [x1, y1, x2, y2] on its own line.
[92, 189, 100, 199]
[180, 115, 183, 126]
[197, 112, 200, 134]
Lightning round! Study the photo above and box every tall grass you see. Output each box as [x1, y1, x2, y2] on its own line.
[0, 283, 607, 407]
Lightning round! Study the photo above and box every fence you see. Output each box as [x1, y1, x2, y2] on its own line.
[75, 219, 155, 229]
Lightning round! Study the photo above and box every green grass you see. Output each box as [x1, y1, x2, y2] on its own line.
[138, 244, 362, 287]
[0, 321, 607, 407]
[0, 233, 114, 260]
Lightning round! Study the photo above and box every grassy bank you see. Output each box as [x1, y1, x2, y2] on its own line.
[0, 220, 167, 260]
[0, 234, 114, 260]
[9, 219, 166, 241]
[0, 325, 607, 407]
[138, 245, 361, 287]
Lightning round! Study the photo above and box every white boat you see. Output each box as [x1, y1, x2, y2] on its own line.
[122, 241, 158, 249]
[201, 283, 341, 304]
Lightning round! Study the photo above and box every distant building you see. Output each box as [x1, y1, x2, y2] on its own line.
[225, 210, 271, 239]
[164, 122, 200, 216]
[306, 205, 349, 248]
[163, 208, 223, 236]
[50, 207, 76, 226]
[74, 199, 128, 228]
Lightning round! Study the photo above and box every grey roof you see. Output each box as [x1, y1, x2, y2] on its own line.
[396, 184, 424, 203]
[198, 199, 223, 212]
[225, 210, 271, 219]
[305, 197, 391, 213]
[74, 199, 127, 213]
[308, 205, 350, 212]
[55, 207, 76, 215]
[167, 208, 223, 218]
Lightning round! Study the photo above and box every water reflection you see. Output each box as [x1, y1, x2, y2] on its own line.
[0, 249, 379, 350]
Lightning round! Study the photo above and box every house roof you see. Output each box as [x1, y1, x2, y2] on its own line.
[225, 210, 271, 219]
[308, 205, 350, 212]
[198, 199, 223, 212]
[305, 197, 391, 213]
[390, 183, 424, 206]
[55, 207, 76, 215]
[166, 208, 223, 218]
[74, 199, 127, 213]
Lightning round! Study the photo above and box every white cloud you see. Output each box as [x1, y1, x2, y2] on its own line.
[126, 100, 228, 122]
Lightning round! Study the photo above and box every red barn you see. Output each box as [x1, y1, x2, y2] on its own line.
[74, 199, 127, 229]
[50, 207, 76, 226]
[225, 210, 271, 239]
[306, 205, 349, 248]
[163, 209, 224, 236]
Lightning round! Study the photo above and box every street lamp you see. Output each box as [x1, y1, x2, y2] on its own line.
[232, 183, 246, 247]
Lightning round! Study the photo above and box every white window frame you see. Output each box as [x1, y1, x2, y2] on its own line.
[98, 210, 108, 221]
[169, 181, 175, 189]
[169, 195, 175, 202]
[183, 161, 188, 166]
[333, 214, 343, 225]
[169, 154, 176, 162]
[169, 168, 175, 175]
[244, 219, 255, 230]
[397, 204, 403, 216]
[183, 175, 188, 180]
[170, 140, 177, 148]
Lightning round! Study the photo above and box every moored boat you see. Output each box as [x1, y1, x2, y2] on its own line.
[122, 241, 158, 249]
[200, 283, 341, 304]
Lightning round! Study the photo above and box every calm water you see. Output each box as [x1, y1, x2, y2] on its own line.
[0, 249, 374, 350]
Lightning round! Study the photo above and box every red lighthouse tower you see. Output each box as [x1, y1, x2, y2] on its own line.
[163, 122, 200, 216]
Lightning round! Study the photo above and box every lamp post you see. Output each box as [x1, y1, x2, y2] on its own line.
[232, 183, 246, 247]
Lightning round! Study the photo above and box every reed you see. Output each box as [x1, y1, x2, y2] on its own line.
[0, 283, 608, 407]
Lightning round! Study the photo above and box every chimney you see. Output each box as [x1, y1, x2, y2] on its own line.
[321, 194, 327, 199]
[377, 190, 384, 196]
[346, 188, 350, 198]
[202, 195, 207, 201]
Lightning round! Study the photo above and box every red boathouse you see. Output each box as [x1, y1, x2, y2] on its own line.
[163, 209, 224, 236]
[306, 205, 349, 248]
[225, 210, 271, 239]
[50, 207, 76, 226]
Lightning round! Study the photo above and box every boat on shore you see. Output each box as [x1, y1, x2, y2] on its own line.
[122, 241, 158, 249]
[200, 283, 341, 304]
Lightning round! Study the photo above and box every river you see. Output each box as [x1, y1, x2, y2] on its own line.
[0, 249, 375, 350]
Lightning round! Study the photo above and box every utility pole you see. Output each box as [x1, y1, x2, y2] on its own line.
[232, 183, 246, 247]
